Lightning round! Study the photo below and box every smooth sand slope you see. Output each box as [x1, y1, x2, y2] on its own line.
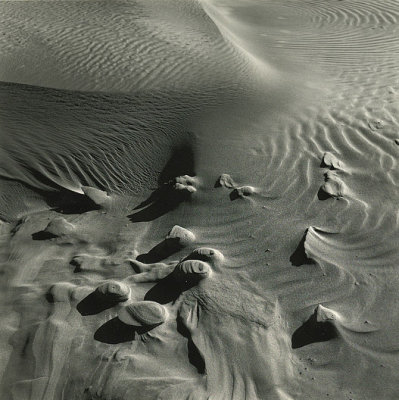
[1, 0, 399, 399]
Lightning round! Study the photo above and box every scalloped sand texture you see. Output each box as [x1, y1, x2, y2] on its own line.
[1, 0, 399, 399]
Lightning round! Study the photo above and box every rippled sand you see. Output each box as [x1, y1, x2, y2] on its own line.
[1, 0, 399, 399]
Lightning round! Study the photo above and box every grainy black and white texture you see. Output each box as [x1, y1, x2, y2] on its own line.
[1, 1, 399, 399]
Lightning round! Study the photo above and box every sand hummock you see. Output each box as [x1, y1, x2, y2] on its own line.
[118, 301, 168, 327]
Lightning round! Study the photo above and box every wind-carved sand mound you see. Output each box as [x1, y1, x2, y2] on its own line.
[43, 217, 75, 237]
[215, 173, 259, 201]
[297, 225, 399, 272]
[318, 153, 349, 200]
[173, 274, 292, 398]
[320, 152, 344, 170]
[292, 305, 339, 349]
[166, 225, 196, 247]
[118, 301, 168, 327]
[183, 247, 225, 265]
[136, 225, 196, 263]
[73, 244, 293, 399]
[172, 175, 198, 194]
[32, 216, 85, 243]
[215, 173, 236, 189]
[129, 175, 199, 223]
[319, 171, 347, 200]
[230, 185, 257, 200]
[77, 280, 131, 315]
[126, 247, 293, 399]
[172, 260, 213, 285]
[292, 304, 380, 349]
[81, 186, 112, 209]
[290, 227, 318, 267]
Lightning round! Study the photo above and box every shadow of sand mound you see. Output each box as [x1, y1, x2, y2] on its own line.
[77, 290, 123, 316]
[32, 231, 58, 240]
[137, 239, 181, 263]
[176, 315, 206, 375]
[137, 226, 195, 263]
[143, 272, 201, 305]
[290, 229, 315, 266]
[317, 187, 333, 201]
[1, 174, 101, 215]
[41, 189, 101, 214]
[144, 275, 184, 304]
[94, 317, 153, 344]
[291, 308, 338, 349]
[129, 145, 196, 222]
[158, 144, 195, 186]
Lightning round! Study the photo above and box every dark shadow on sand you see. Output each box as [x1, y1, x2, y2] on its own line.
[317, 187, 332, 201]
[1, 174, 101, 214]
[32, 231, 58, 240]
[291, 311, 338, 349]
[44, 190, 101, 214]
[77, 290, 120, 316]
[176, 315, 206, 374]
[229, 190, 241, 201]
[144, 274, 196, 305]
[158, 144, 195, 186]
[94, 317, 153, 344]
[290, 232, 315, 266]
[137, 238, 182, 263]
[128, 145, 195, 223]
[128, 185, 192, 223]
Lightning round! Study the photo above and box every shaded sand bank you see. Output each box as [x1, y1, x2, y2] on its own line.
[2, 0, 399, 399]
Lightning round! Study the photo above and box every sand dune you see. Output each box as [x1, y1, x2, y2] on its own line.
[1, 0, 399, 399]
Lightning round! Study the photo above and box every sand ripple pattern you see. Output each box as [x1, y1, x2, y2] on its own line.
[0, 0, 257, 92]
[255, 0, 399, 87]
[0, 83, 206, 195]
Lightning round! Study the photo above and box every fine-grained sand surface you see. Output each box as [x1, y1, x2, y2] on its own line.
[1, 0, 399, 399]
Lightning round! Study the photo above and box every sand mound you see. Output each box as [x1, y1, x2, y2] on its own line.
[172, 260, 213, 284]
[319, 171, 346, 199]
[320, 152, 343, 170]
[43, 217, 75, 237]
[215, 173, 236, 188]
[230, 185, 256, 200]
[118, 301, 168, 327]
